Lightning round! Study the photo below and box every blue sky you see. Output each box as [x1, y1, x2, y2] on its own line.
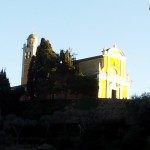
[0, 0, 149, 97]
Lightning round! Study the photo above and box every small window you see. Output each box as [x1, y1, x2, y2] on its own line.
[24, 52, 27, 59]
[29, 52, 31, 58]
[27, 52, 31, 58]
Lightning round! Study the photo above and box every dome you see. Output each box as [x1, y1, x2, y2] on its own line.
[26, 33, 38, 48]
[27, 33, 37, 40]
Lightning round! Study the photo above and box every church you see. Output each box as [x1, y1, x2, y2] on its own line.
[77, 46, 131, 99]
[21, 33, 131, 99]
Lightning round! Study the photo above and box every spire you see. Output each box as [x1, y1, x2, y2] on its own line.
[113, 42, 117, 48]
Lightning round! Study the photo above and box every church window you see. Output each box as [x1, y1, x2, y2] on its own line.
[27, 52, 29, 58]
[27, 52, 31, 58]
[24, 52, 27, 59]
[30, 52, 31, 58]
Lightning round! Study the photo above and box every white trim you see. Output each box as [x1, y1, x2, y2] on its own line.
[103, 47, 126, 61]
[99, 73, 131, 85]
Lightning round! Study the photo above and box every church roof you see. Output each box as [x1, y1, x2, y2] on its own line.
[75, 55, 103, 63]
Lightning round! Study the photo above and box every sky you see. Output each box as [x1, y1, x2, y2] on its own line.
[0, 0, 150, 97]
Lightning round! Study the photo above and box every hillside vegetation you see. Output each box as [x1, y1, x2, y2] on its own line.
[0, 95, 150, 149]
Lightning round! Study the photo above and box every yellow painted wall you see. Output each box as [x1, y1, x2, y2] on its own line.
[99, 80, 107, 98]
[103, 55, 108, 73]
[100, 53, 129, 99]
[122, 86, 128, 99]
[109, 57, 121, 75]
[122, 62, 125, 77]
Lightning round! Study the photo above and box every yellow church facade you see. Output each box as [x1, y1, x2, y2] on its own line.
[78, 45, 131, 99]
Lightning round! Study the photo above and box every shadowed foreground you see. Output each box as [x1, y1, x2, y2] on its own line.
[0, 98, 150, 150]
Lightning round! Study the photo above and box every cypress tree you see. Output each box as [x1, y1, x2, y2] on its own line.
[58, 49, 76, 99]
[0, 69, 10, 95]
[27, 56, 37, 98]
[27, 38, 59, 99]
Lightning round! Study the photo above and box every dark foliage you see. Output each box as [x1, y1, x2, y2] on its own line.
[70, 74, 98, 98]
[27, 56, 37, 98]
[27, 38, 59, 99]
[0, 69, 10, 95]
[1, 97, 150, 149]
[27, 40, 98, 100]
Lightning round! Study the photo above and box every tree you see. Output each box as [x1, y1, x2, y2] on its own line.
[59, 49, 75, 71]
[70, 73, 98, 98]
[27, 56, 37, 98]
[4, 115, 37, 146]
[57, 49, 76, 99]
[27, 38, 59, 99]
[4, 115, 25, 146]
[131, 92, 150, 100]
[27, 38, 98, 100]
[0, 69, 10, 95]
[81, 76, 98, 98]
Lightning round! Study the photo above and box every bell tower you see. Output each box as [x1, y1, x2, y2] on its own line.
[21, 33, 38, 85]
